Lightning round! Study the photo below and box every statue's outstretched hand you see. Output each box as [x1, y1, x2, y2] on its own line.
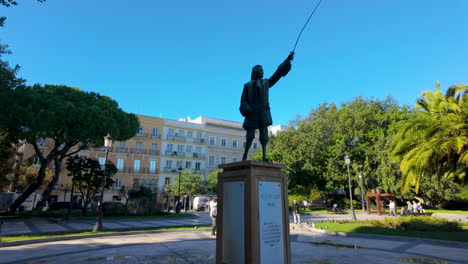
[286, 52, 295, 62]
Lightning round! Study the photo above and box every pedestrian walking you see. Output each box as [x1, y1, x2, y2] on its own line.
[292, 200, 301, 224]
[209, 197, 217, 236]
[388, 200, 396, 216]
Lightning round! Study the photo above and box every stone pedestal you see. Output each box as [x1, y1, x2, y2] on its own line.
[216, 161, 291, 264]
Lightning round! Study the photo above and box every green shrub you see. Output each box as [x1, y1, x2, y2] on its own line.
[369, 216, 461, 232]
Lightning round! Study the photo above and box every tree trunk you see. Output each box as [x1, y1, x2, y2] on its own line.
[35, 157, 62, 210]
[8, 163, 50, 214]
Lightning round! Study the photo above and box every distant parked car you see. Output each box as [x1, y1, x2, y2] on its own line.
[193, 195, 216, 211]
[48, 201, 82, 211]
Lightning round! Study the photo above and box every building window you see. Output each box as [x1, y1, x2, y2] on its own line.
[151, 143, 158, 155]
[115, 177, 122, 187]
[195, 147, 201, 153]
[99, 157, 106, 168]
[164, 177, 171, 185]
[196, 132, 202, 139]
[232, 139, 238, 149]
[187, 131, 193, 138]
[221, 157, 226, 164]
[232, 157, 238, 163]
[168, 128, 175, 136]
[253, 142, 258, 150]
[37, 138, 45, 146]
[119, 141, 126, 152]
[221, 138, 226, 147]
[185, 161, 191, 169]
[186, 146, 192, 153]
[167, 144, 173, 152]
[209, 136, 215, 145]
[152, 128, 159, 138]
[137, 127, 143, 136]
[32, 154, 40, 165]
[136, 142, 142, 154]
[178, 130, 185, 137]
[177, 145, 183, 152]
[165, 160, 172, 169]
[117, 158, 124, 172]
[149, 160, 157, 173]
[176, 160, 183, 169]
[133, 159, 140, 173]
[195, 162, 201, 170]
[209, 156, 215, 166]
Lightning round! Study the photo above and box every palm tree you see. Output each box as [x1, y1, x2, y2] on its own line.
[390, 83, 467, 193]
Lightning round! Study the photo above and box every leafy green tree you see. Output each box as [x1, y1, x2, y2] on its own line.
[170, 171, 207, 196]
[390, 83, 468, 194]
[206, 170, 219, 194]
[2, 84, 139, 213]
[269, 97, 412, 199]
[65, 156, 116, 216]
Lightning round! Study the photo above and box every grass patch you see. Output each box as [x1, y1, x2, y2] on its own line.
[424, 209, 468, 214]
[313, 220, 468, 242]
[0, 210, 194, 220]
[0, 225, 211, 242]
[301, 208, 365, 214]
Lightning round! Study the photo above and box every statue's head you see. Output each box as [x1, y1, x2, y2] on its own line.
[251, 65, 264, 80]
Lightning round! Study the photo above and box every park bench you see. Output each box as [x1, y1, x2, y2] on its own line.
[408, 212, 433, 217]
[326, 206, 347, 214]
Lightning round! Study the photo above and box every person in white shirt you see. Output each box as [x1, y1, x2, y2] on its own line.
[209, 197, 217, 236]
[388, 200, 396, 216]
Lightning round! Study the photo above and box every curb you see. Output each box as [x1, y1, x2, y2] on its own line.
[0, 227, 211, 248]
[307, 226, 468, 248]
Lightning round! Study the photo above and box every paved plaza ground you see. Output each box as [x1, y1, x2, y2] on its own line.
[1, 211, 466, 237]
[1, 212, 467, 264]
[1, 228, 467, 264]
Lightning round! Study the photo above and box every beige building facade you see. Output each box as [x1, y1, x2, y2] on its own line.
[16, 114, 284, 204]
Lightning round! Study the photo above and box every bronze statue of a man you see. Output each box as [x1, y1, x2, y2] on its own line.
[240, 52, 295, 161]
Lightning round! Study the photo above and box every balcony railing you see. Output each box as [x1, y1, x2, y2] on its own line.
[194, 169, 205, 174]
[149, 149, 160, 155]
[165, 151, 185, 157]
[166, 135, 186, 142]
[192, 153, 205, 158]
[151, 134, 160, 139]
[146, 167, 158, 174]
[193, 138, 205, 143]
[163, 167, 179, 173]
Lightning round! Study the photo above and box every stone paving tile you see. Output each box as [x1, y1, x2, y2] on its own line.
[103, 222, 135, 229]
[32, 223, 68, 233]
[406, 244, 468, 262]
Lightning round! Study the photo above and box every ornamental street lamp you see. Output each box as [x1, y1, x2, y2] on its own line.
[93, 133, 113, 232]
[344, 155, 357, 220]
[358, 173, 365, 212]
[176, 166, 182, 214]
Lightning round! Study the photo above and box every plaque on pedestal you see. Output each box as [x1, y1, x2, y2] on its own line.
[216, 161, 291, 264]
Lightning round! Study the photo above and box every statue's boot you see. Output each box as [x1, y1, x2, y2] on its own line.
[262, 143, 267, 162]
[242, 138, 253, 161]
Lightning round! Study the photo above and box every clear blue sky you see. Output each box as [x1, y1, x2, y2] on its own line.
[2, 0, 467, 125]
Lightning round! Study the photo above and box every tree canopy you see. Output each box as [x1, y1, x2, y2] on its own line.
[2, 84, 139, 213]
[390, 83, 468, 194]
[267, 97, 413, 199]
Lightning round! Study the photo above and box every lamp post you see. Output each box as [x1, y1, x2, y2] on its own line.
[93, 134, 113, 232]
[176, 166, 182, 214]
[63, 184, 69, 202]
[66, 156, 79, 220]
[358, 173, 365, 213]
[344, 155, 357, 220]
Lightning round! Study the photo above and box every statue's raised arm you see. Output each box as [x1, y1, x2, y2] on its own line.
[268, 52, 295, 88]
[239, 52, 295, 162]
